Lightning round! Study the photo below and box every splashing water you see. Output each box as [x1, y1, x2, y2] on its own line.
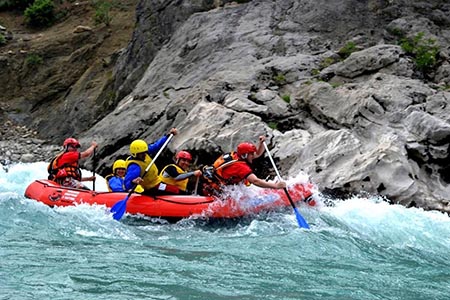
[1, 162, 449, 300]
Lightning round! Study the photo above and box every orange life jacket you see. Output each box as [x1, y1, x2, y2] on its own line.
[47, 153, 82, 181]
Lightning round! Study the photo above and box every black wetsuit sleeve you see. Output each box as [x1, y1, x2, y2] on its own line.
[165, 165, 180, 178]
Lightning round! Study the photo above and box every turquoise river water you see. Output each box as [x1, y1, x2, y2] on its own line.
[1, 162, 449, 300]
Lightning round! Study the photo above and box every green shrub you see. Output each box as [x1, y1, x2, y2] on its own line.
[310, 68, 320, 76]
[338, 41, 357, 59]
[0, 0, 34, 10]
[319, 57, 338, 69]
[387, 27, 404, 38]
[273, 73, 286, 85]
[24, 0, 55, 27]
[163, 91, 170, 99]
[331, 82, 342, 88]
[93, 0, 112, 26]
[0, 0, 13, 10]
[316, 41, 359, 72]
[268, 121, 278, 130]
[400, 32, 439, 73]
[0, 34, 6, 46]
[281, 94, 290, 103]
[25, 53, 43, 67]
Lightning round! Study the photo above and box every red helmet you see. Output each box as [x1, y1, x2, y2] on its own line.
[63, 138, 80, 148]
[237, 142, 257, 157]
[176, 150, 192, 161]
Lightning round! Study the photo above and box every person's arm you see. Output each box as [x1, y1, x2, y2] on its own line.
[247, 173, 286, 189]
[80, 141, 98, 159]
[163, 165, 201, 181]
[147, 128, 178, 156]
[81, 176, 95, 182]
[174, 172, 196, 181]
[147, 135, 169, 156]
[254, 136, 266, 159]
[124, 164, 141, 190]
[175, 170, 202, 180]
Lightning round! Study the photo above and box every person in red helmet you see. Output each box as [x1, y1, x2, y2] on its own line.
[209, 136, 286, 191]
[158, 150, 202, 195]
[47, 138, 98, 189]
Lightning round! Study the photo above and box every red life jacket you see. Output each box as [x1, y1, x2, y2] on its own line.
[47, 153, 82, 181]
[213, 152, 250, 185]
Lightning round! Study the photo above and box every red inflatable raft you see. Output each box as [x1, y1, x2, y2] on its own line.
[24, 179, 315, 220]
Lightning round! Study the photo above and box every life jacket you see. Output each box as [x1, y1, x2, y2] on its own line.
[47, 152, 81, 181]
[126, 154, 161, 190]
[212, 152, 251, 185]
[159, 164, 188, 192]
[105, 174, 113, 192]
[105, 174, 125, 192]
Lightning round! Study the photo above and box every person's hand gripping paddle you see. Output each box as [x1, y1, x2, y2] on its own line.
[263, 141, 310, 229]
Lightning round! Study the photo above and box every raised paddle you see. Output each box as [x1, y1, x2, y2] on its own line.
[111, 134, 174, 220]
[92, 148, 96, 191]
[262, 141, 310, 229]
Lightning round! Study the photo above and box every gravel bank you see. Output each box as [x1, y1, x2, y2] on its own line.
[1, 118, 60, 170]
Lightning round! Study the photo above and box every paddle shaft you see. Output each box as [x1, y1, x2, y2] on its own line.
[262, 142, 295, 204]
[263, 145, 297, 208]
[262, 141, 284, 181]
[92, 148, 96, 191]
[193, 176, 200, 195]
[262, 141, 308, 222]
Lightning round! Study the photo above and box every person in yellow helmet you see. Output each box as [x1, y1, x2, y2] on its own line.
[158, 150, 202, 195]
[124, 128, 178, 194]
[105, 159, 126, 192]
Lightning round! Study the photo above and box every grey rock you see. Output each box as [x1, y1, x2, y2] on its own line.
[20, 153, 35, 163]
[322, 45, 403, 79]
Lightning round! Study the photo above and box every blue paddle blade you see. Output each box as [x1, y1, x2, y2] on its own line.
[293, 207, 310, 229]
[111, 197, 128, 220]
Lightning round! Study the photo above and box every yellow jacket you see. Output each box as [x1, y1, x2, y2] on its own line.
[126, 154, 161, 190]
[159, 164, 188, 191]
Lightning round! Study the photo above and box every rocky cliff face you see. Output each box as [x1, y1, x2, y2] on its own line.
[0, 0, 138, 140]
[3, 0, 450, 212]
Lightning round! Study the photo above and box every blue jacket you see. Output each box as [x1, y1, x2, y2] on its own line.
[108, 176, 125, 192]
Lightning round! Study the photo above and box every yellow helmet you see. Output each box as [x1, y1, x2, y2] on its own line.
[112, 159, 126, 173]
[130, 139, 148, 156]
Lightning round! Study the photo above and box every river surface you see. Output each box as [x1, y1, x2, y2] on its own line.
[1, 162, 449, 300]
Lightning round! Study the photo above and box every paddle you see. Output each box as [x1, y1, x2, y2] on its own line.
[92, 148, 96, 191]
[262, 141, 310, 229]
[111, 134, 174, 220]
[193, 176, 200, 195]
